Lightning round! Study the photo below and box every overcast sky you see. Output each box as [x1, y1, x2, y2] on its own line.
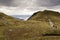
[0, 0, 60, 15]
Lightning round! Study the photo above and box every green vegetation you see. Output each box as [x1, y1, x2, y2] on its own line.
[0, 10, 60, 40]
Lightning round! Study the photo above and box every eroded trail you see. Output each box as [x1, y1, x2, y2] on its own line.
[48, 18, 57, 30]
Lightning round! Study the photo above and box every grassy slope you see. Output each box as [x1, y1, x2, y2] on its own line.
[28, 10, 60, 30]
[0, 11, 60, 40]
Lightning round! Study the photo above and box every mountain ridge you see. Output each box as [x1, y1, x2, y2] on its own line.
[28, 10, 60, 21]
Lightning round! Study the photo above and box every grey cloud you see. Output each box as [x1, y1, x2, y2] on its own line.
[26, 0, 60, 11]
[0, 0, 60, 11]
[35, 0, 60, 7]
[0, 0, 60, 7]
[50, 0, 60, 6]
[0, 0, 12, 6]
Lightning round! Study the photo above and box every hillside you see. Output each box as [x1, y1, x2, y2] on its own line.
[0, 12, 25, 40]
[0, 12, 24, 26]
[28, 10, 60, 21]
[0, 11, 60, 40]
[28, 10, 60, 31]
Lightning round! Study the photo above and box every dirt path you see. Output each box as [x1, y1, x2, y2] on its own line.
[48, 18, 57, 30]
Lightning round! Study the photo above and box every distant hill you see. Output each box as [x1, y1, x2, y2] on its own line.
[11, 15, 31, 20]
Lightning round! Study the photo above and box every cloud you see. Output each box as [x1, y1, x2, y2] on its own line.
[0, 0, 60, 7]
[35, 0, 60, 7]
[0, 0, 60, 15]
[0, 0, 12, 6]
[0, 6, 34, 15]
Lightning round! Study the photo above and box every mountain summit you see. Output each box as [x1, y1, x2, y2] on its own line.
[28, 10, 60, 21]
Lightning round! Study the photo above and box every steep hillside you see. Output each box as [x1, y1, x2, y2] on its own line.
[28, 10, 60, 30]
[28, 10, 60, 21]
